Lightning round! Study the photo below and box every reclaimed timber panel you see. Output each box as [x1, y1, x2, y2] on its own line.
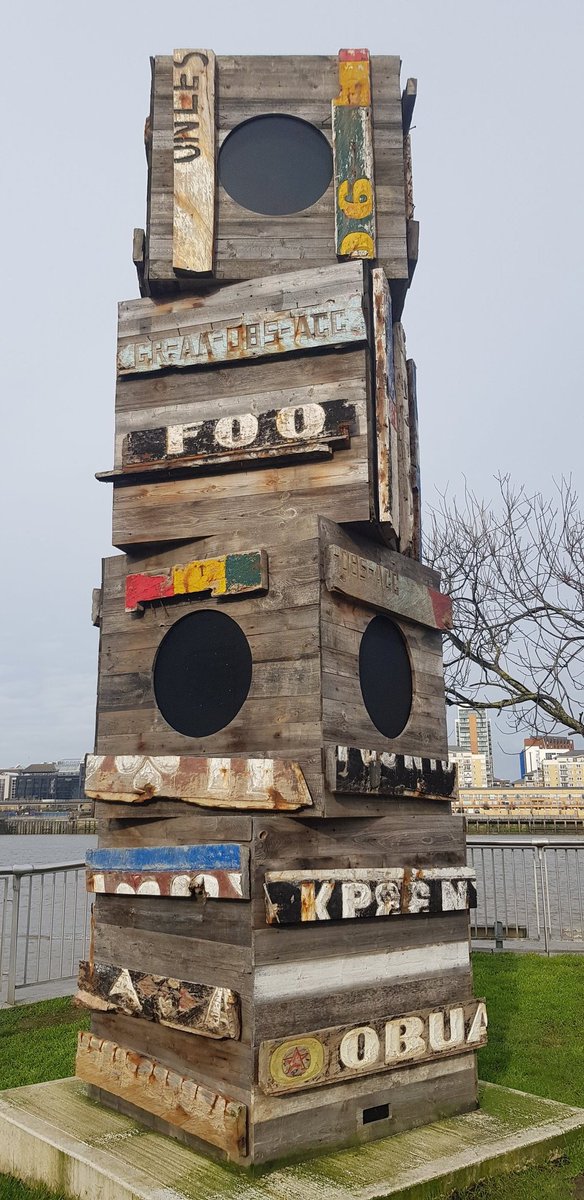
[77, 961, 240, 1039]
[264, 867, 476, 924]
[172, 50, 215, 274]
[394, 320, 414, 553]
[143, 55, 408, 290]
[329, 745, 456, 800]
[259, 999, 487, 1095]
[332, 51, 376, 259]
[85, 755, 313, 811]
[86, 842, 249, 899]
[407, 357, 422, 559]
[324, 542, 451, 629]
[372, 268, 399, 535]
[124, 550, 267, 612]
[76, 1032, 247, 1160]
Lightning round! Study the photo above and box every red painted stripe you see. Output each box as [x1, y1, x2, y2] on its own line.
[338, 48, 370, 61]
[125, 572, 174, 611]
[430, 589, 453, 631]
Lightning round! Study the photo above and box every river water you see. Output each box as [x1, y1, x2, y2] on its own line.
[0, 834, 97, 871]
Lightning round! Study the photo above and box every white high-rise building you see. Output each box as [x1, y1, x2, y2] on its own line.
[455, 707, 494, 785]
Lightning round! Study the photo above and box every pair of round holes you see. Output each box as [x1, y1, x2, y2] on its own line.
[154, 610, 412, 740]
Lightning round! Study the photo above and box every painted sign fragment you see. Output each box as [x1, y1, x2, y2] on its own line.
[325, 543, 452, 630]
[125, 550, 267, 612]
[332, 50, 376, 259]
[173, 49, 216, 274]
[86, 843, 249, 899]
[76, 1032, 247, 1158]
[84, 754, 313, 810]
[329, 746, 457, 799]
[76, 960, 241, 1040]
[121, 399, 357, 475]
[116, 294, 366, 376]
[372, 268, 399, 535]
[259, 1000, 488, 1094]
[264, 867, 476, 925]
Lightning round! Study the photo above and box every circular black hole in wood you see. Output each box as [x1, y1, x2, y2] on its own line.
[358, 615, 412, 739]
[218, 114, 333, 215]
[153, 610, 252, 738]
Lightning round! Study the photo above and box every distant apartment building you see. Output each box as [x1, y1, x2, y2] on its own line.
[455, 785, 584, 815]
[448, 747, 488, 789]
[13, 760, 84, 803]
[454, 707, 494, 784]
[0, 770, 18, 802]
[520, 736, 574, 781]
[542, 753, 584, 789]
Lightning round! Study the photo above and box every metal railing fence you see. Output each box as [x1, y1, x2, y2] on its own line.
[468, 837, 584, 953]
[1, 839, 583, 1005]
[0, 862, 90, 1005]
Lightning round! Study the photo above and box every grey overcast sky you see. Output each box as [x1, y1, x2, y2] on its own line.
[1, 0, 583, 772]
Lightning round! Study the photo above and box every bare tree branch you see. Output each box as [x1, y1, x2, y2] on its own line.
[425, 476, 584, 737]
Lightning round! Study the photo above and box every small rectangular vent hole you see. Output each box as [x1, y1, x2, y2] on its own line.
[362, 1103, 390, 1124]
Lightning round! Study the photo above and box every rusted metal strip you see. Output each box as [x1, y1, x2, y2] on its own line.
[332, 49, 376, 259]
[76, 960, 240, 1039]
[264, 867, 477, 925]
[328, 745, 456, 799]
[125, 549, 267, 613]
[172, 49, 216, 274]
[84, 754, 313, 810]
[76, 1032, 247, 1158]
[259, 1000, 487, 1095]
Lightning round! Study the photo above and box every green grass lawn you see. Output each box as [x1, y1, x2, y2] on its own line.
[0, 957, 584, 1198]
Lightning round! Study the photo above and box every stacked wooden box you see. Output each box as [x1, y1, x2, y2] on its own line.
[76, 49, 486, 1167]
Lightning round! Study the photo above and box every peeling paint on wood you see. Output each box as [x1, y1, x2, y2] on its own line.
[329, 746, 456, 799]
[77, 960, 240, 1040]
[116, 294, 366, 376]
[372, 269, 399, 536]
[264, 867, 476, 924]
[325, 543, 452, 630]
[86, 843, 249, 900]
[76, 1031, 247, 1157]
[394, 320, 414, 553]
[173, 49, 215, 275]
[87, 867, 246, 900]
[84, 754, 313, 810]
[407, 358, 422, 560]
[125, 550, 267, 613]
[121, 399, 356, 475]
[333, 50, 376, 260]
[259, 1000, 487, 1095]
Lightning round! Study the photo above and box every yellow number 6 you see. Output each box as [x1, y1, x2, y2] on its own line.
[338, 177, 373, 219]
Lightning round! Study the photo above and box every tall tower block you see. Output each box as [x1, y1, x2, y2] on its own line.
[76, 50, 486, 1167]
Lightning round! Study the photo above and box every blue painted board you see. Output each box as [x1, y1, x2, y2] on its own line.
[86, 844, 244, 872]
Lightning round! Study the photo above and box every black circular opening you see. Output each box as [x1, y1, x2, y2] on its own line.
[218, 114, 333, 216]
[358, 615, 413, 739]
[153, 610, 252, 738]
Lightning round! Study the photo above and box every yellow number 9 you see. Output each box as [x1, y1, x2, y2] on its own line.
[338, 178, 373, 219]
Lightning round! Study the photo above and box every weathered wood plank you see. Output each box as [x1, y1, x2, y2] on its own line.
[76, 1031, 247, 1158]
[324, 543, 451, 630]
[125, 550, 267, 612]
[401, 77, 417, 135]
[263, 867, 476, 924]
[328, 746, 456, 799]
[372, 268, 399, 535]
[86, 842, 249, 899]
[77, 960, 240, 1040]
[116, 288, 366, 377]
[394, 320, 414, 553]
[114, 399, 356, 479]
[333, 50, 376, 259]
[407, 358, 422, 560]
[173, 50, 215, 274]
[258, 999, 486, 1095]
[85, 755, 313, 810]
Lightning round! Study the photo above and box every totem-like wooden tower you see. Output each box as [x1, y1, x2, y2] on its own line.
[76, 50, 487, 1166]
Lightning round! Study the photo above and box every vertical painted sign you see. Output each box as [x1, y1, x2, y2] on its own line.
[394, 321, 414, 553]
[173, 49, 216, 274]
[332, 50, 376, 260]
[372, 268, 399, 536]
